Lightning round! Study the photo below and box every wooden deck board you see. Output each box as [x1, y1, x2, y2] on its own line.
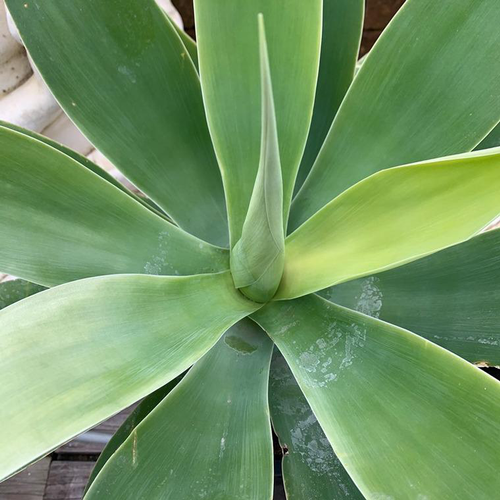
[0, 458, 51, 500]
[43, 462, 94, 500]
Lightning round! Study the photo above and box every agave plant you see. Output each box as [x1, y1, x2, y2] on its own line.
[1, 0, 500, 498]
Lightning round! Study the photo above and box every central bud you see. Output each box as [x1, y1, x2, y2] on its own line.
[229, 14, 284, 304]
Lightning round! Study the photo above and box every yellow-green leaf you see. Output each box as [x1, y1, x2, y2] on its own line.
[278, 149, 500, 299]
[0, 272, 258, 481]
[291, 0, 500, 230]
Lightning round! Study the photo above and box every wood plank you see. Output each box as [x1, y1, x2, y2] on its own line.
[43, 462, 94, 500]
[0, 458, 51, 500]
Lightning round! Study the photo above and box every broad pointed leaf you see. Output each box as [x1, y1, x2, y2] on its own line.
[322, 228, 500, 366]
[0, 271, 258, 481]
[278, 149, 500, 299]
[230, 17, 284, 303]
[269, 351, 363, 500]
[85, 375, 184, 493]
[6, 0, 227, 246]
[85, 320, 273, 500]
[0, 279, 45, 310]
[0, 126, 227, 287]
[0, 121, 166, 219]
[291, 0, 500, 230]
[294, 0, 364, 193]
[194, 0, 322, 244]
[254, 296, 500, 498]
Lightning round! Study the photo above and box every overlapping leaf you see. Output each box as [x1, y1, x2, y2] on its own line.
[0, 271, 258, 481]
[0, 279, 45, 310]
[0, 121, 165, 218]
[230, 16, 284, 303]
[254, 296, 500, 498]
[194, 0, 321, 244]
[269, 351, 363, 499]
[85, 376, 184, 493]
[86, 320, 273, 500]
[278, 149, 500, 299]
[294, 0, 364, 192]
[0, 126, 227, 286]
[6, 0, 227, 245]
[322, 228, 500, 366]
[291, 0, 500, 230]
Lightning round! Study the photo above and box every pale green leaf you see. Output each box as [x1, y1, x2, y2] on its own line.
[0, 271, 258, 481]
[85, 375, 184, 493]
[0, 279, 45, 310]
[6, 0, 227, 246]
[322, 228, 500, 367]
[291, 0, 500, 230]
[294, 0, 364, 193]
[0, 126, 227, 287]
[0, 121, 167, 220]
[230, 16, 284, 303]
[85, 320, 273, 500]
[194, 0, 322, 244]
[269, 351, 363, 500]
[254, 296, 500, 498]
[278, 149, 500, 299]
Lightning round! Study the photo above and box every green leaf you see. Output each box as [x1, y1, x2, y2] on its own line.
[321, 228, 500, 367]
[269, 351, 363, 500]
[475, 121, 500, 151]
[0, 271, 258, 481]
[85, 320, 273, 500]
[169, 18, 198, 70]
[85, 375, 184, 494]
[0, 279, 45, 310]
[278, 149, 500, 299]
[294, 0, 364, 193]
[290, 0, 500, 230]
[0, 126, 228, 287]
[0, 121, 167, 220]
[230, 16, 284, 303]
[254, 295, 500, 498]
[194, 0, 322, 245]
[6, 0, 228, 246]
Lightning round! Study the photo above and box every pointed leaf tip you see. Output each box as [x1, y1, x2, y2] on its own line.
[230, 15, 285, 303]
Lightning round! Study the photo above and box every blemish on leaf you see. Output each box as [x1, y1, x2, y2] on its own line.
[132, 430, 138, 468]
[224, 335, 257, 354]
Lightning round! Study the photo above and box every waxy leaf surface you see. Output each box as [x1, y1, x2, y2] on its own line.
[0, 121, 164, 218]
[85, 376, 184, 493]
[269, 351, 363, 500]
[295, 0, 364, 192]
[230, 17, 284, 303]
[254, 296, 500, 498]
[279, 149, 500, 299]
[86, 320, 273, 500]
[322, 228, 500, 366]
[6, 0, 228, 245]
[291, 0, 500, 229]
[0, 272, 258, 480]
[194, 0, 321, 244]
[0, 126, 227, 287]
